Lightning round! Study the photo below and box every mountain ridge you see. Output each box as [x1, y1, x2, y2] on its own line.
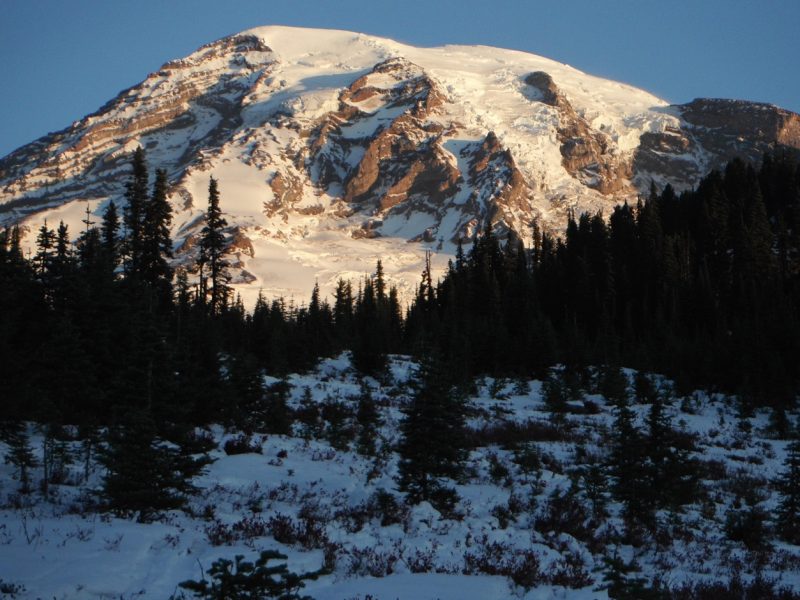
[2, 25, 798, 303]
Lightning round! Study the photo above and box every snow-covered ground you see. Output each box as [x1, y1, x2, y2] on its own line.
[1, 354, 798, 598]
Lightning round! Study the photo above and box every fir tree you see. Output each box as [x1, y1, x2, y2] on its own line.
[179, 549, 321, 600]
[123, 147, 149, 278]
[34, 221, 56, 283]
[99, 409, 195, 521]
[263, 380, 292, 436]
[397, 351, 467, 511]
[643, 398, 698, 509]
[609, 402, 651, 529]
[198, 176, 230, 315]
[355, 380, 381, 456]
[1, 422, 37, 493]
[100, 200, 121, 274]
[141, 168, 173, 306]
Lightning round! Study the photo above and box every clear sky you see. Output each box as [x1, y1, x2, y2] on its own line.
[1, 0, 798, 158]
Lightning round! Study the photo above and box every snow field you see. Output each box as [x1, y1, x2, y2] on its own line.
[1, 355, 799, 598]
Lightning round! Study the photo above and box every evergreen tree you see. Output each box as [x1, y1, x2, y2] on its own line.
[609, 402, 651, 529]
[179, 549, 321, 600]
[1, 422, 37, 493]
[141, 168, 173, 306]
[100, 200, 121, 274]
[643, 398, 699, 509]
[543, 371, 569, 414]
[351, 276, 386, 375]
[198, 176, 230, 315]
[99, 409, 196, 521]
[123, 147, 149, 278]
[34, 221, 56, 284]
[355, 380, 381, 456]
[263, 380, 292, 435]
[333, 278, 354, 348]
[397, 351, 467, 511]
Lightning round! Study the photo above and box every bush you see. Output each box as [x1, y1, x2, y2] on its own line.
[463, 537, 543, 590]
[223, 434, 262, 456]
[265, 513, 329, 550]
[725, 505, 770, 550]
[467, 419, 574, 449]
[0, 579, 26, 597]
[346, 545, 401, 577]
[670, 574, 800, 599]
[204, 516, 270, 546]
[535, 486, 596, 542]
[367, 489, 407, 527]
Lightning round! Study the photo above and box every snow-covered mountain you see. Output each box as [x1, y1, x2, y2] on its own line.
[2, 26, 799, 303]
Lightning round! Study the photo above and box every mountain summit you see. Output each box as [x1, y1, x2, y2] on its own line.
[2, 26, 798, 301]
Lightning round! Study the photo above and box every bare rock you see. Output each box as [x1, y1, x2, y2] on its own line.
[524, 71, 631, 195]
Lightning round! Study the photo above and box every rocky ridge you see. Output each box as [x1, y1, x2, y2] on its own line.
[1, 26, 798, 302]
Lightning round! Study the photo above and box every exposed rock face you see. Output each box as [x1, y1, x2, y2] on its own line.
[267, 172, 305, 218]
[465, 132, 531, 231]
[308, 57, 457, 214]
[524, 71, 632, 195]
[633, 98, 800, 188]
[1, 34, 275, 218]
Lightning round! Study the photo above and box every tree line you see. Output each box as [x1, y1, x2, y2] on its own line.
[1, 149, 798, 428]
[402, 153, 800, 409]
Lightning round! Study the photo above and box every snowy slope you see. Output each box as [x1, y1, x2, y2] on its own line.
[1, 26, 798, 305]
[1, 355, 798, 598]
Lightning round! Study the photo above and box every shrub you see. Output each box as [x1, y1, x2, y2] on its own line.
[467, 419, 574, 449]
[463, 538, 543, 590]
[725, 505, 770, 551]
[0, 579, 26, 597]
[535, 486, 595, 542]
[223, 434, 262, 456]
[366, 489, 407, 527]
[346, 545, 401, 577]
[670, 574, 800, 600]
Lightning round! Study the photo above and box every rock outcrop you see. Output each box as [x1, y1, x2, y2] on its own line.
[524, 71, 632, 195]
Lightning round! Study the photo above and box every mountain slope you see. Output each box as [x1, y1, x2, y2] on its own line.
[2, 26, 798, 302]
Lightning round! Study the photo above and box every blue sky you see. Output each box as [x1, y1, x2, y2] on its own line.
[1, 0, 798, 157]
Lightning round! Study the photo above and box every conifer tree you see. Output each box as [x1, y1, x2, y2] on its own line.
[356, 380, 381, 455]
[99, 409, 195, 521]
[543, 371, 569, 414]
[333, 278, 353, 348]
[141, 168, 173, 305]
[642, 398, 698, 509]
[199, 176, 230, 314]
[123, 147, 149, 278]
[351, 277, 386, 375]
[609, 402, 651, 529]
[100, 200, 121, 274]
[1, 423, 37, 493]
[263, 380, 292, 435]
[50, 221, 76, 312]
[397, 351, 467, 510]
[179, 549, 321, 599]
[34, 221, 56, 281]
